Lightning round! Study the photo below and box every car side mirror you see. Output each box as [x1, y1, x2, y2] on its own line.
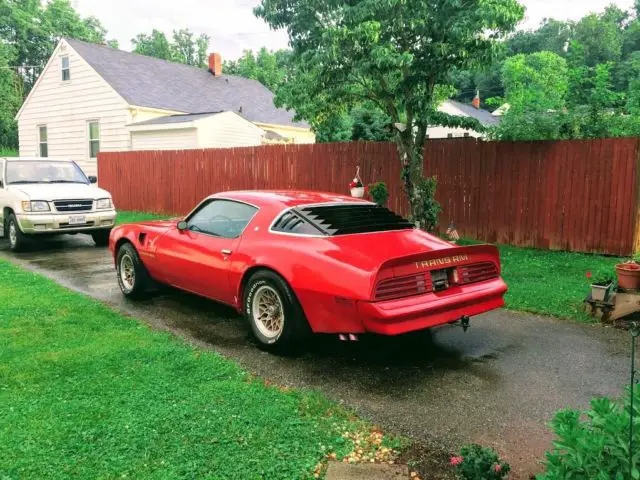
[88, 176, 97, 184]
[177, 220, 188, 232]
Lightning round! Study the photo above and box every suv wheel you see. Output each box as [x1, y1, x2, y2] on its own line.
[7, 213, 27, 252]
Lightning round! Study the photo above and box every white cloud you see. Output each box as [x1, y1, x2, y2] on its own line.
[73, 0, 636, 60]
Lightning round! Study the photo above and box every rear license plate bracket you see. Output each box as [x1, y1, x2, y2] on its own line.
[431, 269, 449, 292]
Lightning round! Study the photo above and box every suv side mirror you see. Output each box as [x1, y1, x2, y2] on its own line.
[88, 176, 98, 184]
[177, 220, 188, 232]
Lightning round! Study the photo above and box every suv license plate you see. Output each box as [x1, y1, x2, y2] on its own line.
[68, 215, 86, 225]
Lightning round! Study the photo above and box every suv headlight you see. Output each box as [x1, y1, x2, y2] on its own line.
[21, 201, 50, 212]
[96, 198, 113, 210]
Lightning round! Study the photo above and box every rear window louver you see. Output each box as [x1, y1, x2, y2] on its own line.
[295, 204, 414, 236]
[272, 211, 303, 232]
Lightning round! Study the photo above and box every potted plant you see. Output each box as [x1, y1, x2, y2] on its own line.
[367, 181, 389, 206]
[616, 257, 640, 290]
[587, 272, 614, 301]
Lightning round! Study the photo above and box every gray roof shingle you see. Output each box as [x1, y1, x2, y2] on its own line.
[130, 112, 223, 126]
[444, 100, 501, 127]
[66, 38, 308, 128]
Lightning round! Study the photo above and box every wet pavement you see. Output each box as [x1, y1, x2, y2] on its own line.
[0, 235, 634, 478]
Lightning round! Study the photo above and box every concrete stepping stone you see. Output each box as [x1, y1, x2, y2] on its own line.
[325, 462, 408, 480]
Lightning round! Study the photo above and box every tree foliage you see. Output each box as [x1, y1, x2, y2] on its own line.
[0, 43, 22, 149]
[255, 0, 523, 227]
[0, 0, 116, 148]
[132, 28, 210, 67]
[480, 3, 640, 141]
[223, 48, 292, 91]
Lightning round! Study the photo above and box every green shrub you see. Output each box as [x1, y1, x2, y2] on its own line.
[368, 181, 389, 206]
[451, 444, 510, 479]
[538, 386, 640, 480]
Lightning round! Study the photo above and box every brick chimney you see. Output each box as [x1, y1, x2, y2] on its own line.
[471, 89, 480, 109]
[208, 53, 222, 76]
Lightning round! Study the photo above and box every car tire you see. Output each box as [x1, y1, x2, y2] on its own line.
[91, 229, 112, 247]
[116, 242, 150, 299]
[244, 270, 310, 354]
[7, 213, 27, 252]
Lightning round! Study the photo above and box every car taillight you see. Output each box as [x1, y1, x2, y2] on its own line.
[456, 262, 499, 284]
[374, 273, 433, 301]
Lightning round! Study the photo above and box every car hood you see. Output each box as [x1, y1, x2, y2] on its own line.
[7, 183, 112, 201]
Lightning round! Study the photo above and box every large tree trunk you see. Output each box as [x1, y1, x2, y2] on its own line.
[395, 133, 425, 222]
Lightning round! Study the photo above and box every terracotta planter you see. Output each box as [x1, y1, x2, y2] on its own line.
[616, 263, 640, 290]
[350, 187, 365, 198]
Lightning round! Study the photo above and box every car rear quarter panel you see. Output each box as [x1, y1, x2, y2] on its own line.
[231, 231, 377, 333]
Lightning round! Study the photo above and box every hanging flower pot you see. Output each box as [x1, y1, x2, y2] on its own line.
[350, 186, 365, 198]
[348, 166, 365, 198]
[616, 262, 640, 290]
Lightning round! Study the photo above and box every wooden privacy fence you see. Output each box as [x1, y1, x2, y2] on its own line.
[425, 137, 640, 256]
[98, 137, 640, 255]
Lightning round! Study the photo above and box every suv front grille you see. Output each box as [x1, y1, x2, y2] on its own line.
[53, 199, 93, 212]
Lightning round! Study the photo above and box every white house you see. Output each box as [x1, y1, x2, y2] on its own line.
[15, 38, 315, 176]
[428, 98, 502, 139]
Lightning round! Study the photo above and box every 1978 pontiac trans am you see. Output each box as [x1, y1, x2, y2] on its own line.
[109, 191, 507, 351]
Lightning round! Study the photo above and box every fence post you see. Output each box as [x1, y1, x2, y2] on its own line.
[633, 139, 640, 255]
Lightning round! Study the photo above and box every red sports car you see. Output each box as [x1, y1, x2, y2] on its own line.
[109, 191, 507, 351]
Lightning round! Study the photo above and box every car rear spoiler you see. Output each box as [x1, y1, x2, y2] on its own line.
[378, 244, 501, 274]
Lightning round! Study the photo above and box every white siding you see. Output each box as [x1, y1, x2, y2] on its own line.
[128, 106, 186, 124]
[426, 101, 483, 139]
[131, 128, 198, 151]
[17, 40, 130, 176]
[198, 112, 263, 148]
[254, 123, 316, 144]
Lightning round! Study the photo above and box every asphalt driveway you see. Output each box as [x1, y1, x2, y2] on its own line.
[0, 235, 634, 478]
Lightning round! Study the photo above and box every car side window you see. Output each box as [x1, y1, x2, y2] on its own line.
[187, 200, 257, 239]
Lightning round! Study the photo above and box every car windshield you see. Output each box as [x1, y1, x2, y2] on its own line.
[5, 161, 89, 185]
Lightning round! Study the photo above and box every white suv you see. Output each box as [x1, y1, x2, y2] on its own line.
[0, 157, 117, 251]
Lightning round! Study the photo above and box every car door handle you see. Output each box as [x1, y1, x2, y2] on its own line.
[221, 249, 232, 255]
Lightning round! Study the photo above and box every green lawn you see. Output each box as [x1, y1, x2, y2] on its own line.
[459, 240, 623, 322]
[0, 259, 373, 479]
[116, 210, 172, 225]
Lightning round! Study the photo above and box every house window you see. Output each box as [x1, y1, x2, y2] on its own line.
[61, 55, 70, 81]
[464, 132, 470, 138]
[88, 121, 100, 158]
[447, 133, 453, 138]
[38, 126, 48, 157]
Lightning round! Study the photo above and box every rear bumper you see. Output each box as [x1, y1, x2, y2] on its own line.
[357, 278, 507, 335]
[17, 210, 116, 234]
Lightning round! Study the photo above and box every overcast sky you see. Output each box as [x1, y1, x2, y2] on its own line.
[72, 0, 636, 61]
